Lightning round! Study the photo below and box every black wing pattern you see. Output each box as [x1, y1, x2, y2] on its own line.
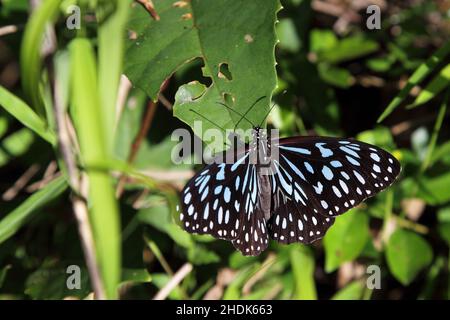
[177, 151, 269, 255]
[267, 136, 401, 244]
[178, 133, 401, 256]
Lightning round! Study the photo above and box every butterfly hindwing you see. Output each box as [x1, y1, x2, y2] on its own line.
[267, 194, 335, 244]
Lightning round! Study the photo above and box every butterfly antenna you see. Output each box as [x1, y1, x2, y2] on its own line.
[189, 109, 226, 133]
[215, 102, 254, 128]
[234, 95, 266, 131]
[189, 109, 231, 149]
[258, 101, 277, 128]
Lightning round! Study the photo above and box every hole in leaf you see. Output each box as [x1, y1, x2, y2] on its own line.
[223, 93, 235, 106]
[218, 63, 233, 81]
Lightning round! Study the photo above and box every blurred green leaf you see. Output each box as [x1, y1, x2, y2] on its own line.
[313, 34, 379, 64]
[331, 280, 365, 300]
[357, 126, 396, 150]
[98, 0, 132, 153]
[366, 57, 395, 73]
[139, 201, 194, 249]
[277, 18, 301, 52]
[290, 245, 317, 300]
[223, 265, 259, 300]
[0, 175, 67, 245]
[20, 0, 63, 116]
[121, 268, 152, 285]
[114, 88, 147, 160]
[324, 210, 370, 273]
[310, 29, 337, 53]
[0, 117, 8, 138]
[187, 245, 220, 265]
[438, 224, 450, 247]
[378, 41, 450, 122]
[25, 263, 90, 299]
[386, 229, 433, 285]
[410, 64, 450, 107]
[421, 90, 448, 172]
[416, 172, 450, 205]
[418, 256, 445, 300]
[0, 128, 35, 167]
[410, 63, 450, 108]
[0, 86, 56, 145]
[70, 38, 121, 299]
[151, 273, 183, 300]
[317, 64, 354, 88]
[0, 265, 11, 289]
[437, 207, 450, 246]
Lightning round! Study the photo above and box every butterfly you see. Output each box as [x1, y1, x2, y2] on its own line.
[176, 102, 401, 256]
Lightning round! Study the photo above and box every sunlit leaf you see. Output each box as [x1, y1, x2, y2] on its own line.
[386, 229, 433, 285]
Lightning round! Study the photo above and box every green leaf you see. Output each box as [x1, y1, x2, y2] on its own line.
[151, 273, 183, 300]
[0, 265, 11, 289]
[20, 0, 63, 116]
[438, 223, 450, 247]
[98, 0, 132, 153]
[0, 86, 56, 145]
[0, 175, 67, 245]
[138, 200, 195, 249]
[223, 265, 260, 300]
[121, 269, 152, 285]
[277, 18, 301, 52]
[0, 128, 35, 167]
[187, 245, 220, 265]
[25, 263, 91, 299]
[324, 210, 370, 273]
[331, 280, 365, 300]
[317, 64, 354, 88]
[378, 41, 450, 122]
[310, 29, 338, 53]
[420, 90, 448, 172]
[314, 34, 379, 64]
[410, 63, 450, 108]
[366, 57, 394, 72]
[70, 38, 121, 299]
[415, 172, 450, 205]
[437, 206, 450, 246]
[356, 126, 396, 150]
[290, 245, 317, 300]
[125, 0, 280, 133]
[386, 229, 433, 285]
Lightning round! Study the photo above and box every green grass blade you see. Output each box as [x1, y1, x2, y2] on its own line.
[69, 38, 121, 299]
[409, 63, 450, 109]
[421, 89, 449, 172]
[0, 86, 56, 145]
[20, 0, 63, 117]
[98, 0, 132, 151]
[290, 245, 317, 300]
[0, 175, 67, 245]
[378, 41, 450, 122]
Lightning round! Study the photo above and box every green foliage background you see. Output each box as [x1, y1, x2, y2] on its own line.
[0, 0, 449, 299]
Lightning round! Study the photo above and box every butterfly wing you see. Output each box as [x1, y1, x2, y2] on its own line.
[178, 151, 269, 256]
[267, 198, 335, 244]
[267, 136, 401, 243]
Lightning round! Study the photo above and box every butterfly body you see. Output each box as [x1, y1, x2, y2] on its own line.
[178, 128, 401, 256]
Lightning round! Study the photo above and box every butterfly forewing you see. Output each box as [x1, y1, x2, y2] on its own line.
[271, 137, 401, 216]
[178, 150, 269, 255]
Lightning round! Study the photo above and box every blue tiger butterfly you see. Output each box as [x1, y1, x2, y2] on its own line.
[177, 100, 401, 256]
